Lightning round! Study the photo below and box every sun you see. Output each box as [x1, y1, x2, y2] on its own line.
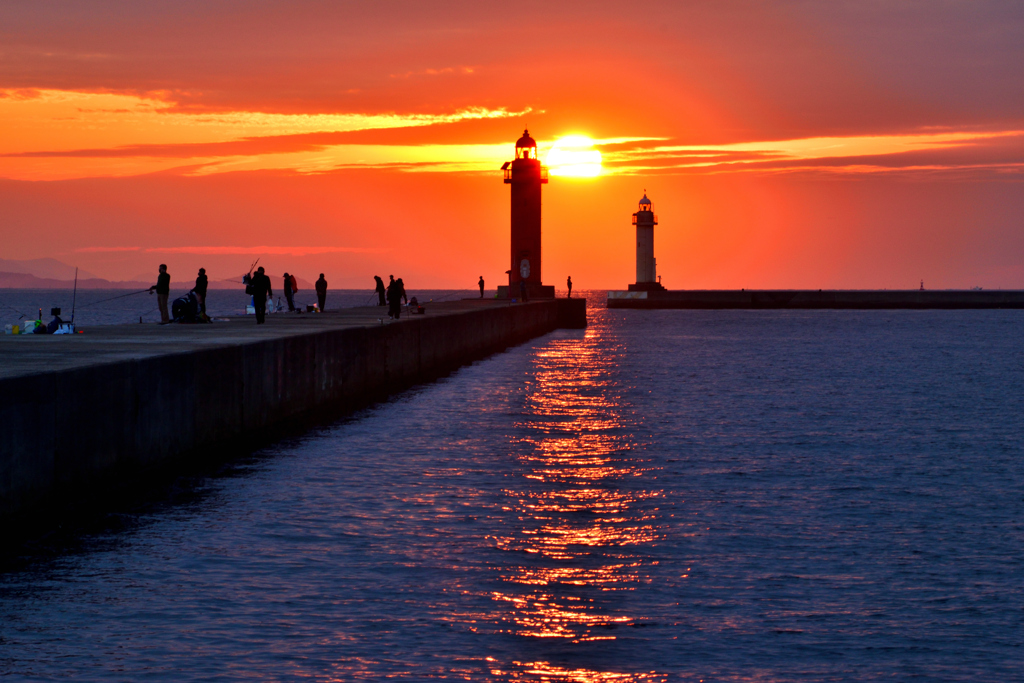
[545, 135, 603, 177]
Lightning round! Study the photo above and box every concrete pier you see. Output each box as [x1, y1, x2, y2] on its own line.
[607, 289, 1024, 309]
[0, 299, 586, 534]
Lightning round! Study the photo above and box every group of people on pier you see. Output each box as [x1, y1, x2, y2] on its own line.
[376, 275, 408, 319]
[149, 264, 574, 326]
[150, 266, 329, 325]
[243, 267, 329, 324]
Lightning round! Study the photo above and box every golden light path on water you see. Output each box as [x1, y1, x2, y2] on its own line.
[476, 314, 667, 681]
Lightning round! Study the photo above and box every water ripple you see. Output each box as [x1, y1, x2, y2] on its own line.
[2, 302, 1023, 680]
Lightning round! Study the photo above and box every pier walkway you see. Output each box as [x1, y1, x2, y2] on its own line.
[1, 299, 586, 534]
[1, 300, 522, 380]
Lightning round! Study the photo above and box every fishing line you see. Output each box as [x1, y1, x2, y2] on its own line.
[76, 288, 150, 309]
[0, 303, 34, 319]
[426, 290, 472, 303]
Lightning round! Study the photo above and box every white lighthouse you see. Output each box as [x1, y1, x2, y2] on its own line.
[630, 192, 665, 291]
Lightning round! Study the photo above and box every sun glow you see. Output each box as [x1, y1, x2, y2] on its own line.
[546, 135, 603, 177]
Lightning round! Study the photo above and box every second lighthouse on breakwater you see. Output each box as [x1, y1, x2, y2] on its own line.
[629, 192, 666, 292]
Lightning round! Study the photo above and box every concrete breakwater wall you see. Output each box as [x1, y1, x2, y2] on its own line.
[607, 289, 1024, 309]
[1, 299, 586, 532]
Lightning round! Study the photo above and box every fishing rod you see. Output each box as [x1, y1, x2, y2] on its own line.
[76, 288, 151, 309]
[70, 267, 78, 325]
[1, 303, 33, 319]
[427, 290, 472, 303]
[242, 258, 261, 292]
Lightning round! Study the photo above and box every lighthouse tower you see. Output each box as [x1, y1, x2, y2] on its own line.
[629, 192, 666, 292]
[500, 129, 553, 299]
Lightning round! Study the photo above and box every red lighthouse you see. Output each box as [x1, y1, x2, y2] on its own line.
[501, 129, 554, 299]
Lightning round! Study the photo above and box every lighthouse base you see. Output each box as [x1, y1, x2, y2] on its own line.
[496, 284, 556, 300]
[628, 281, 667, 292]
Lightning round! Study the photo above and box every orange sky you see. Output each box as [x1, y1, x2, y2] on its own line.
[1, 1, 1023, 288]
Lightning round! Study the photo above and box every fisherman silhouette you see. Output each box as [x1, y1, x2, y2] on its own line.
[148, 264, 171, 323]
[283, 272, 296, 311]
[478, 276, 485, 298]
[567, 275, 573, 298]
[249, 266, 272, 324]
[387, 276, 404, 319]
[316, 273, 328, 312]
[193, 267, 208, 314]
[374, 275, 387, 306]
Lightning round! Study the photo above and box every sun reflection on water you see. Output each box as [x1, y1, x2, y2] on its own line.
[495, 661, 666, 681]
[482, 317, 669, 679]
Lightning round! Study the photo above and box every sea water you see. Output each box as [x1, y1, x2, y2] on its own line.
[1, 294, 1022, 680]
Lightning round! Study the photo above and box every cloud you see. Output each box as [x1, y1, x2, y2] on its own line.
[599, 130, 1024, 178]
[144, 246, 384, 256]
[0, 89, 540, 179]
[390, 66, 475, 79]
[4, 87, 1022, 182]
[77, 246, 383, 256]
[0, 89, 533, 154]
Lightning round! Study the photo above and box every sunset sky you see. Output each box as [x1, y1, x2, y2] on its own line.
[2, 1, 1022, 289]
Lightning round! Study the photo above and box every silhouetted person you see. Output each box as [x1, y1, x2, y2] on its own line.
[46, 309, 63, 334]
[149, 264, 170, 323]
[194, 267, 208, 314]
[396, 278, 408, 304]
[387, 278, 403, 319]
[519, 279, 528, 302]
[478, 276, 485, 298]
[566, 275, 572, 298]
[283, 272, 296, 311]
[374, 276, 386, 306]
[316, 273, 327, 312]
[250, 266, 272, 324]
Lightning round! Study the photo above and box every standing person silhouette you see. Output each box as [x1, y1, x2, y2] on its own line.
[567, 275, 573, 298]
[374, 275, 387, 306]
[315, 273, 328, 312]
[149, 264, 171, 323]
[194, 267, 208, 314]
[250, 266, 272, 324]
[283, 272, 296, 311]
[478, 276, 485, 298]
[387, 277, 402, 319]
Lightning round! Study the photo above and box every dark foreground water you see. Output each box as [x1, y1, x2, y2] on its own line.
[2, 298, 1023, 681]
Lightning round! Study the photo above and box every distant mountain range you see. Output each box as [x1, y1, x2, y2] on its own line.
[0, 271, 151, 289]
[0, 258, 99, 281]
